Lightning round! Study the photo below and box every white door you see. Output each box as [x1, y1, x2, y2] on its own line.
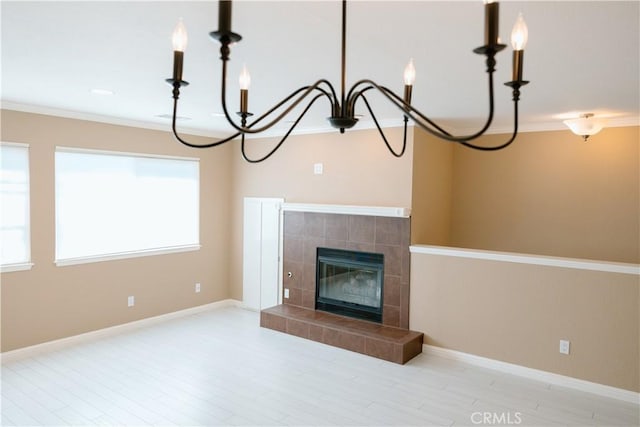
[242, 197, 283, 311]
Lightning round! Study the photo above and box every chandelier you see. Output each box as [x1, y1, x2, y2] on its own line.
[166, 0, 529, 162]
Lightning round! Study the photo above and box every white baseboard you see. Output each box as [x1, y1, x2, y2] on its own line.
[7, 305, 635, 405]
[1, 299, 243, 363]
[424, 344, 639, 405]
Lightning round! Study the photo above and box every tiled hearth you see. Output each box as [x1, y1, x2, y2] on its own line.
[261, 305, 423, 364]
[260, 204, 424, 364]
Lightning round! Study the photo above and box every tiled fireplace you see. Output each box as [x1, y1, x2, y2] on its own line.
[281, 208, 411, 327]
[260, 204, 423, 364]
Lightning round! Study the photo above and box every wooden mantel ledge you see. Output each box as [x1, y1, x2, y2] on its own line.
[281, 203, 411, 218]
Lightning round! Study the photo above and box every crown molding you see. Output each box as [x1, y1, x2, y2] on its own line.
[447, 116, 640, 136]
[1, 101, 228, 139]
[3, 101, 638, 140]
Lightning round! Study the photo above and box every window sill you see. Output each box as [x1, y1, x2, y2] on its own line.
[55, 245, 201, 267]
[1, 262, 34, 273]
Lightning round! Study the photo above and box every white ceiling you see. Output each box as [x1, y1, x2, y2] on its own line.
[2, 1, 639, 139]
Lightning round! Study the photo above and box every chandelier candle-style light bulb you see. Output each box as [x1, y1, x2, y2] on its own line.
[239, 64, 251, 90]
[510, 13, 528, 82]
[403, 58, 416, 105]
[171, 19, 188, 82]
[239, 64, 251, 113]
[511, 13, 528, 50]
[403, 58, 416, 86]
[172, 18, 188, 51]
[484, 0, 500, 46]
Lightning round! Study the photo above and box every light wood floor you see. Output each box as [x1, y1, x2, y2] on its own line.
[2, 306, 638, 426]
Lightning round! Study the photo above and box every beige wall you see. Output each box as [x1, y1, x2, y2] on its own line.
[449, 127, 640, 263]
[412, 126, 639, 263]
[409, 126, 640, 392]
[228, 127, 414, 300]
[1, 110, 233, 352]
[410, 127, 453, 245]
[410, 251, 640, 392]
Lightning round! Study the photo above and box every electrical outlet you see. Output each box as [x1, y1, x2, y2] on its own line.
[127, 295, 135, 307]
[284, 288, 290, 299]
[559, 339, 570, 355]
[313, 163, 323, 175]
[195, 283, 201, 293]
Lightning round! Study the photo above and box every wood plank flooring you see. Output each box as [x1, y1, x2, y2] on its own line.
[2, 306, 638, 426]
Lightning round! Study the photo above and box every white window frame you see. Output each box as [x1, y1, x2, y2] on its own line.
[54, 147, 200, 266]
[0, 142, 33, 273]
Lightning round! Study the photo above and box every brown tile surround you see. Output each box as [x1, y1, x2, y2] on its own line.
[261, 305, 423, 364]
[260, 210, 422, 364]
[281, 211, 411, 328]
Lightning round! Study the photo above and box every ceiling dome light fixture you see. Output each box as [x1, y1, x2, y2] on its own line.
[563, 113, 606, 141]
[166, 0, 530, 162]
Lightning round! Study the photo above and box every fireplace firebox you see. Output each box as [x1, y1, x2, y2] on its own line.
[316, 247, 384, 323]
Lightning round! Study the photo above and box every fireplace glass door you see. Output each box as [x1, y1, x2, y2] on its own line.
[316, 248, 384, 322]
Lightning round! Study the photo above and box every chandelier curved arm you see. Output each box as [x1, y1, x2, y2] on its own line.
[241, 85, 335, 131]
[219, 56, 337, 135]
[400, 83, 523, 151]
[244, 85, 335, 131]
[347, 76, 498, 144]
[355, 89, 408, 158]
[241, 93, 327, 163]
[456, 95, 520, 151]
[170, 88, 242, 148]
[348, 77, 524, 151]
[169, 80, 334, 153]
[348, 82, 452, 138]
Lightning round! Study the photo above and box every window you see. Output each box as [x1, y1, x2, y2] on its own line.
[0, 143, 32, 271]
[55, 148, 199, 265]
